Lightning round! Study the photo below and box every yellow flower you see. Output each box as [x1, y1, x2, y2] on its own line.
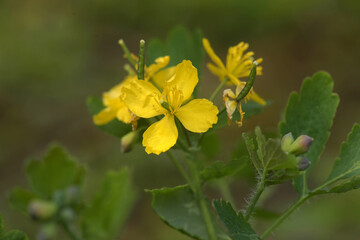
[203, 38, 266, 105]
[122, 60, 219, 155]
[93, 76, 135, 125]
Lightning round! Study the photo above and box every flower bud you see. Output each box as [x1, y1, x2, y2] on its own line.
[121, 131, 137, 153]
[298, 157, 311, 171]
[281, 132, 294, 152]
[289, 135, 313, 155]
[28, 199, 58, 221]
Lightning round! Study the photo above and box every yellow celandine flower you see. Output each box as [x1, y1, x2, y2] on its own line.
[121, 60, 219, 155]
[202, 38, 266, 105]
[93, 56, 175, 126]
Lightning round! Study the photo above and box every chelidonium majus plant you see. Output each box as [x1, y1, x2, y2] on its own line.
[5, 27, 360, 240]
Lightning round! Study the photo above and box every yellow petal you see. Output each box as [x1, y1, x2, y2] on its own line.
[145, 56, 170, 78]
[152, 66, 176, 90]
[93, 108, 117, 125]
[142, 114, 178, 155]
[202, 38, 226, 70]
[175, 99, 218, 133]
[122, 79, 167, 118]
[166, 60, 198, 101]
[116, 101, 133, 123]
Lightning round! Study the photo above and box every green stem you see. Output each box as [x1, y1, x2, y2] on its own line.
[244, 171, 266, 220]
[236, 62, 257, 102]
[61, 221, 82, 240]
[137, 40, 145, 80]
[187, 158, 217, 240]
[118, 39, 137, 69]
[166, 151, 191, 183]
[210, 78, 228, 101]
[260, 195, 309, 239]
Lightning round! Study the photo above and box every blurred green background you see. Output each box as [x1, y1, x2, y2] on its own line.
[1, 0, 360, 239]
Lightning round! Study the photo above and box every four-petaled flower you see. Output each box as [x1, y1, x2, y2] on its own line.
[122, 60, 219, 155]
[202, 38, 266, 105]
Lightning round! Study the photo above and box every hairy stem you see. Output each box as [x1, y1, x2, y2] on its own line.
[244, 171, 266, 220]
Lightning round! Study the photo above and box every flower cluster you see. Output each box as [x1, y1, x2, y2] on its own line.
[92, 38, 265, 155]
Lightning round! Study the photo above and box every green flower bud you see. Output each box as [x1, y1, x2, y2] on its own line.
[121, 131, 137, 153]
[289, 135, 313, 155]
[37, 223, 57, 240]
[281, 132, 295, 152]
[28, 199, 58, 221]
[298, 157, 311, 171]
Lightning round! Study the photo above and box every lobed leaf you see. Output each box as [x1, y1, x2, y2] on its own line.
[26, 144, 86, 199]
[148, 185, 231, 240]
[279, 72, 339, 195]
[81, 169, 136, 240]
[213, 200, 259, 240]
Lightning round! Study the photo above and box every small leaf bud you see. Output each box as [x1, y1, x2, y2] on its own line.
[298, 157, 311, 171]
[28, 199, 58, 221]
[281, 132, 294, 152]
[289, 135, 314, 155]
[121, 131, 138, 153]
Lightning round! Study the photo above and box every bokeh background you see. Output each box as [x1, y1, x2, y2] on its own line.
[1, 0, 360, 239]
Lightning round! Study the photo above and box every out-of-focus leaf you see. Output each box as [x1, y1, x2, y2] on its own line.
[213, 200, 259, 240]
[200, 133, 220, 159]
[200, 158, 247, 182]
[279, 72, 339, 196]
[86, 96, 132, 138]
[0, 214, 28, 240]
[148, 185, 231, 240]
[82, 169, 135, 240]
[8, 187, 36, 215]
[26, 144, 86, 199]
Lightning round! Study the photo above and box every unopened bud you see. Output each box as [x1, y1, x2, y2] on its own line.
[298, 157, 311, 171]
[281, 132, 294, 152]
[28, 199, 58, 221]
[289, 135, 313, 155]
[121, 131, 137, 153]
[37, 223, 56, 240]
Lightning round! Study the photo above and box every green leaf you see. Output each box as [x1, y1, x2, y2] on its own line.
[148, 185, 230, 240]
[82, 168, 136, 240]
[279, 72, 339, 195]
[1, 231, 28, 240]
[26, 144, 86, 199]
[213, 200, 259, 240]
[315, 176, 360, 195]
[0, 215, 28, 240]
[8, 187, 36, 214]
[86, 96, 132, 138]
[326, 124, 360, 183]
[200, 158, 247, 182]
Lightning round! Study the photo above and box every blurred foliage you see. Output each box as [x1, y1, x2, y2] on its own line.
[1, 0, 360, 239]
